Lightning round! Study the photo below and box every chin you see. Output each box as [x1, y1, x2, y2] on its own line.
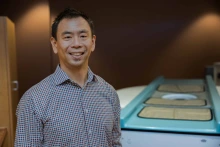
[69, 61, 85, 67]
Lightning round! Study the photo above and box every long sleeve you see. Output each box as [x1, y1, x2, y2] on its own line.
[15, 91, 43, 147]
[112, 92, 122, 147]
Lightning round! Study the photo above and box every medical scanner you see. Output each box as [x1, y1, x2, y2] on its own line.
[117, 76, 220, 147]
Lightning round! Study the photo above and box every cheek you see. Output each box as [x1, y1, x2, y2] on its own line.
[57, 43, 69, 52]
[90, 44, 94, 52]
[87, 42, 95, 52]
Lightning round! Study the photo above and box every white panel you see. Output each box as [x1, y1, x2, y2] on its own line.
[121, 130, 220, 147]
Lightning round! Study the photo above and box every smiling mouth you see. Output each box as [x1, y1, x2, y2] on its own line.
[69, 52, 84, 56]
[69, 52, 85, 60]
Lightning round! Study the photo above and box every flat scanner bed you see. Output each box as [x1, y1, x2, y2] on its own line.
[120, 76, 220, 134]
[145, 98, 206, 106]
[138, 107, 211, 121]
[157, 84, 204, 93]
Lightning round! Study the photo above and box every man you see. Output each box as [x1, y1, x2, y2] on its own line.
[15, 8, 121, 147]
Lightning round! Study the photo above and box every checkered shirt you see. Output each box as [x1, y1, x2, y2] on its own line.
[15, 65, 121, 147]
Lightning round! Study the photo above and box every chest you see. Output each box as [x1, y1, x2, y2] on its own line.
[43, 85, 115, 133]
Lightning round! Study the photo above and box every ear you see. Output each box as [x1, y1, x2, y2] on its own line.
[91, 35, 96, 52]
[50, 37, 58, 54]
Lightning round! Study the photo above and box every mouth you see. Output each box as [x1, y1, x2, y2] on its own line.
[69, 52, 85, 59]
[69, 52, 84, 56]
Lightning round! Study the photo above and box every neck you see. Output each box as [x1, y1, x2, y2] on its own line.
[60, 64, 88, 88]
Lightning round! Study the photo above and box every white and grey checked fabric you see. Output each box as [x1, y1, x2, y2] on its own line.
[15, 65, 121, 147]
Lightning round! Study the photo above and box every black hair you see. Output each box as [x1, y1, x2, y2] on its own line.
[51, 8, 94, 40]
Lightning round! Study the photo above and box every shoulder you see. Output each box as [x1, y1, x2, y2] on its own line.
[94, 75, 119, 107]
[17, 75, 54, 115]
[25, 75, 54, 99]
[95, 75, 117, 94]
[94, 75, 121, 115]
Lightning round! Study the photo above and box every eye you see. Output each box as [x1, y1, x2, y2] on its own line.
[64, 36, 71, 39]
[80, 35, 87, 38]
[63, 35, 72, 40]
[80, 32, 88, 39]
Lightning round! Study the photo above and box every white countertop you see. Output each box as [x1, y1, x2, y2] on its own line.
[117, 85, 220, 108]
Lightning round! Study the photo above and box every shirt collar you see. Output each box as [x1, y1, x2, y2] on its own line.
[87, 67, 97, 83]
[53, 65, 98, 85]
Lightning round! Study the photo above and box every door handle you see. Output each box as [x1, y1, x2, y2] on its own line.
[12, 80, 19, 91]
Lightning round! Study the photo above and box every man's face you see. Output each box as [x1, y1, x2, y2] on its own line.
[51, 17, 96, 69]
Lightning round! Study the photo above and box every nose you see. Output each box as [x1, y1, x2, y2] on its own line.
[71, 37, 81, 48]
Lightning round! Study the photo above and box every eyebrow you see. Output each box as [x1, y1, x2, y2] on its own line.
[61, 31, 73, 36]
[61, 30, 89, 36]
[79, 30, 89, 34]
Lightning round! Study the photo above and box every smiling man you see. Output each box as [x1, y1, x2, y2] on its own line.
[15, 8, 121, 147]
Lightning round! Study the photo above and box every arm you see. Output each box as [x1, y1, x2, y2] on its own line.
[15, 91, 43, 147]
[112, 92, 122, 147]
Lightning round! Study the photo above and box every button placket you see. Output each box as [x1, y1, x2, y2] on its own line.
[88, 129, 92, 135]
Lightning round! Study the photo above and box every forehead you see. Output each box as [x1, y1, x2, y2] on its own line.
[57, 17, 91, 34]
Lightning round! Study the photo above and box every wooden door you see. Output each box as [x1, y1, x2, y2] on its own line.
[0, 17, 19, 147]
[6, 16, 19, 147]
